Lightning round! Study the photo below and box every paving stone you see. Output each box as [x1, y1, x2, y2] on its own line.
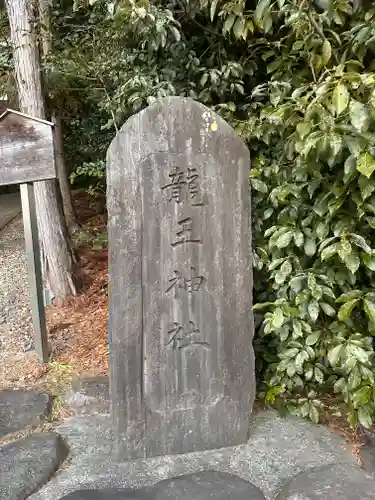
[0, 432, 69, 500]
[150, 471, 265, 500]
[0, 389, 52, 438]
[65, 376, 109, 415]
[275, 463, 375, 499]
[58, 472, 265, 500]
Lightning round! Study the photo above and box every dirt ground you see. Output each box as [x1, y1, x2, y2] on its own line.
[0, 193, 108, 410]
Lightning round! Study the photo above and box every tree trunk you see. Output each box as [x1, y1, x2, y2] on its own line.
[5, 0, 77, 298]
[39, 0, 78, 235]
[52, 114, 79, 234]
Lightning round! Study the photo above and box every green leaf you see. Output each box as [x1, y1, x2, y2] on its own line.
[345, 253, 360, 273]
[321, 243, 338, 260]
[353, 386, 371, 406]
[304, 238, 316, 256]
[338, 240, 352, 261]
[296, 122, 310, 139]
[292, 320, 303, 339]
[210, 0, 219, 21]
[328, 345, 343, 367]
[275, 260, 292, 284]
[276, 231, 294, 248]
[363, 253, 375, 271]
[223, 14, 236, 33]
[290, 276, 304, 293]
[253, 302, 275, 310]
[251, 178, 268, 193]
[233, 17, 245, 39]
[308, 300, 320, 322]
[269, 257, 286, 271]
[321, 39, 332, 66]
[356, 152, 375, 179]
[294, 231, 304, 247]
[349, 345, 369, 364]
[316, 222, 329, 240]
[359, 175, 375, 201]
[358, 407, 373, 429]
[363, 299, 375, 324]
[169, 26, 181, 42]
[255, 0, 271, 25]
[349, 100, 370, 133]
[272, 307, 285, 328]
[306, 331, 321, 346]
[264, 208, 274, 220]
[338, 298, 359, 321]
[314, 367, 324, 384]
[334, 377, 346, 393]
[320, 302, 336, 316]
[349, 233, 372, 253]
[336, 290, 363, 303]
[333, 82, 349, 115]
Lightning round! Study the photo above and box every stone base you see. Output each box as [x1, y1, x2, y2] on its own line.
[29, 410, 361, 500]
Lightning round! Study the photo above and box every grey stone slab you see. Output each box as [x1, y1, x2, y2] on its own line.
[65, 376, 110, 415]
[58, 472, 265, 500]
[275, 463, 375, 499]
[29, 410, 357, 500]
[0, 389, 52, 438]
[0, 432, 69, 500]
[107, 97, 254, 459]
[150, 471, 265, 500]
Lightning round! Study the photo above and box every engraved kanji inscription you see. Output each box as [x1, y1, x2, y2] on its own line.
[161, 167, 186, 203]
[186, 167, 204, 206]
[171, 217, 202, 247]
[161, 167, 203, 206]
[165, 267, 204, 297]
[165, 321, 210, 351]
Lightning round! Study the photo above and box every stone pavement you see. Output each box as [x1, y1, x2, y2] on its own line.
[1, 381, 375, 500]
[0, 192, 21, 231]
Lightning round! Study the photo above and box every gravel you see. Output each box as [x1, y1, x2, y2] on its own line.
[0, 216, 34, 362]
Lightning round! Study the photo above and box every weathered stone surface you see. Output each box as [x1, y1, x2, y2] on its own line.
[107, 97, 254, 459]
[29, 410, 357, 500]
[0, 432, 69, 500]
[150, 471, 265, 500]
[361, 445, 375, 476]
[58, 490, 146, 500]
[65, 376, 110, 415]
[276, 463, 375, 499]
[57, 472, 265, 500]
[0, 389, 52, 438]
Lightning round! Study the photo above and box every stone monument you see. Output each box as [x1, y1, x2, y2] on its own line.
[107, 97, 254, 459]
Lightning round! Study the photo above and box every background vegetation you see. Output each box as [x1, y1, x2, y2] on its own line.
[1, 0, 375, 427]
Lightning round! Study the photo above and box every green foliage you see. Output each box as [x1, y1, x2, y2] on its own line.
[70, 160, 106, 195]
[2, 0, 375, 427]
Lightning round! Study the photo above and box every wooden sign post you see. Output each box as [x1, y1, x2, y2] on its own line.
[0, 109, 56, 362]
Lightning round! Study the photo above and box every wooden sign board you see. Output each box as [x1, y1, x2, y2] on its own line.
[0, 109, 55, 186]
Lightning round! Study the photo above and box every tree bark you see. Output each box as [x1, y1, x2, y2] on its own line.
[52, 114, 79, 234]
[39, 0, 78, 235]
[6, 0, 77, 298]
